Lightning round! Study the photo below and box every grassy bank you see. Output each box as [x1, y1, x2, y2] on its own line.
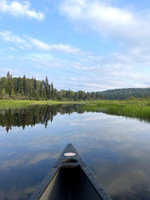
[0, 100, 81, 110]
[82, 99, 150, 122]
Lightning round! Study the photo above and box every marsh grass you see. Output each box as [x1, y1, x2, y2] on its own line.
[82, 99, 150, 122]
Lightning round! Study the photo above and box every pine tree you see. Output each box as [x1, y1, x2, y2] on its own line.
[22, 75, 27, 95]
[33, 78, 37, 90]
[18, 77, 23, 95]
[6, 72, 13, 96]
[44, 76, 50, 99]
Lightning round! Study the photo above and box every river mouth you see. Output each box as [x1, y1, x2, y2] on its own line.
[0, 104, 150, 200]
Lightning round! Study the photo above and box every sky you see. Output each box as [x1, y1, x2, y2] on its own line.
[0, 0, 150, 91]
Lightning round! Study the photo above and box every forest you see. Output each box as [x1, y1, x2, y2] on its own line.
[0, 72, 104, 100]
[1, 72, 150, 100]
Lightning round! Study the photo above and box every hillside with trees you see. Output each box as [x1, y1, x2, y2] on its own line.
[99, 88, 150, 100]
[1, 72, 150, 100]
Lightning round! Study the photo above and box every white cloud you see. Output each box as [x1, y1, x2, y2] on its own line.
[0, 31, 25, 43]
[59, 0, 150, 44]
[29, 37, 83, 54]
[0, 31, 83, 54]
[29, 38, 51, 51]
[0, 0, 44, 21]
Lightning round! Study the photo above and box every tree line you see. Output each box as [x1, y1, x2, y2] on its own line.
[0, 72, 57, 100]
[1, 72, 150, 100]
[0, 72, 106, 100]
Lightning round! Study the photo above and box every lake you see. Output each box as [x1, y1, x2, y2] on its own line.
[0, 104, 150, 200]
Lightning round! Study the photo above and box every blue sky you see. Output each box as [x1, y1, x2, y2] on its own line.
[0, 0, 150, 91]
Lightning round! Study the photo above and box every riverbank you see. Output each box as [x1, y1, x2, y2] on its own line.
[0, 100, 81, 110]
[82, 99, 150, 122]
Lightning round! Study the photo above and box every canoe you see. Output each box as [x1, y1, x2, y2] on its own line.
[29, 144, 112, 200]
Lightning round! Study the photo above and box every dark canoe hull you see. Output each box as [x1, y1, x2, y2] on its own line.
[29, 144, 112, 200]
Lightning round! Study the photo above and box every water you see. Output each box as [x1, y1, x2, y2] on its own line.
[0, 104, 150, 200]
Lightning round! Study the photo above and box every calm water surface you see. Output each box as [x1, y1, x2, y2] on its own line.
[0, 104, 150, 200]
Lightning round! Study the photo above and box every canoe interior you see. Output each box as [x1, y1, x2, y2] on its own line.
[39, 166, 102, 200]
[29, 144, 111, 200]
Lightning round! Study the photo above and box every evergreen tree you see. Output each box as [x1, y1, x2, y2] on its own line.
[44, 76, 50, 99]
[18, 77, 23, 95]
[6, 72, 13, 96]
[33, 78, 37, 90]
[22, 75, 27, 95]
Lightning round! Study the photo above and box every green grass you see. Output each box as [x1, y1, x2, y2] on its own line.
[0, 100, 82, 110]
[82, 99, 150, 122]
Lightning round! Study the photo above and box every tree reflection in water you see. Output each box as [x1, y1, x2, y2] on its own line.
[0, 104, 83, 132]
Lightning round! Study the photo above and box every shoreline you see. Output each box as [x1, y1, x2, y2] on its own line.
[1, 99, 150, 123]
